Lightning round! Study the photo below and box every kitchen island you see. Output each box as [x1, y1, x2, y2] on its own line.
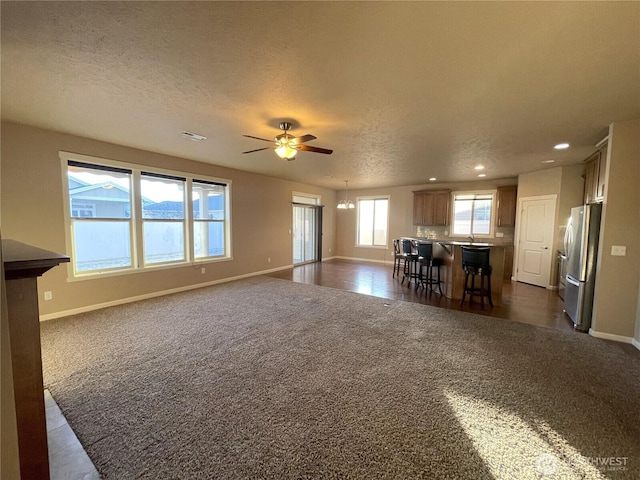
[404, 238, 511, 306]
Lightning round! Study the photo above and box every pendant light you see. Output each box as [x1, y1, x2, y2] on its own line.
[337, 180, 355, 209]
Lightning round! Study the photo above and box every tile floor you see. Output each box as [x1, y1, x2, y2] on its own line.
[45, 390, 100, 480]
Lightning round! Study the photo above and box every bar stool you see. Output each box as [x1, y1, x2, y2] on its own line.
[392, 239, 407, 278]
[400, 239, 420, 287]
[460, 246, 493, 308]
[416, 242, 444, 294]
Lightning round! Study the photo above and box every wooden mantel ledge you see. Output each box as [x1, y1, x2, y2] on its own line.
[3, 239, 69, 480]
[2, 239, 70, 280]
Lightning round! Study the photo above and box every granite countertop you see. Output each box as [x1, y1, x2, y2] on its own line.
[406, 237, 513, 247]
[434, 239, 512, 247]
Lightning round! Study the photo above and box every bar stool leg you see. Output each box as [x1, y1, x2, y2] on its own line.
[460, 271, 468, 305]
[487, 274, 493, 306]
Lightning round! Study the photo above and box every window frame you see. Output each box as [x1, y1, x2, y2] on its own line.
[192, 179, 229, 260]
[292, 191, 321, 206]
[140, 172, 188, 267]
[356, 195, 390, 248]
[450, 189, 497, 239]
[61, 151, 232, 280]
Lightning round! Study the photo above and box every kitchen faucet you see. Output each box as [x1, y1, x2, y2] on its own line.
[467, 234, 475, 242]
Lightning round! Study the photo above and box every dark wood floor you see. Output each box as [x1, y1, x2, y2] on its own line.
[268, 258, 576, 333]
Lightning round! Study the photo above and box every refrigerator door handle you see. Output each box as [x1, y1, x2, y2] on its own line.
[566, 275, 580, 287]
[564, 217, 573, 257]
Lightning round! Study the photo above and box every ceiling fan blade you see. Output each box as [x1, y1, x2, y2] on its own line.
[296, 144, 333, 155]
[243, 135, 275, 143]
[295, 134, 317, 144]
[242, 146, 275, 154]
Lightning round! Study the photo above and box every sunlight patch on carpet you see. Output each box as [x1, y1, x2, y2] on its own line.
[445, 390, 605, 479]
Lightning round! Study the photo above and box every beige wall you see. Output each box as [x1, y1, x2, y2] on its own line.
[335, 179, 518, 264]
[517, 167, 563, 200]
[1, 122, 336, 316]
[557, 164, 586, 244]
[592, 119, 640, 338]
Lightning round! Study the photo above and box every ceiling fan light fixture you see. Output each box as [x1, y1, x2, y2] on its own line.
[275, 144, 297, 160]
[274, 131, 297, 160]
[243, 121, 332, 160]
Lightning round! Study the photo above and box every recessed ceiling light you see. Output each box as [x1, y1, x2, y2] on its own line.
[554, 143, 570, 150]
[474, 165, 485, 170]
[542, 159, 555, 164]
[181, 131, 207, 142]
[429, 177, 437, 181]
[478, 173, 486, 178]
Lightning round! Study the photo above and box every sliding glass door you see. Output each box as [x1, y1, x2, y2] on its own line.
[292, 194, 322, 265]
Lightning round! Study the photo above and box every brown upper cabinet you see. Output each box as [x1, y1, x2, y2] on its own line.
[583, 140, 607, 204]
[496, 185, 518, 227]
[413, 190, 450, 226]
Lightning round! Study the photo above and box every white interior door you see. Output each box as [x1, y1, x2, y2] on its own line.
[516, 196, 556, 288]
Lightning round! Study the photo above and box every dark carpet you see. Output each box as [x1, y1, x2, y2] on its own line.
[40, 276, 640, 479]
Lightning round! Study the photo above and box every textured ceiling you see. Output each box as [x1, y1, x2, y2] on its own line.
[2, 1, 639, 190]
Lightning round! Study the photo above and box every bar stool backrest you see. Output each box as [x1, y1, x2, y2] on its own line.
[416, 242, 433, 260]
[401, 239, 414, 255]
[461, 246, 490, 268]
[393, 239, 401, 255]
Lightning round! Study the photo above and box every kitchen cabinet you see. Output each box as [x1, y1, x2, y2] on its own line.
[583, 141, 607, 203]
[413, 190, 450, 226]
[496, 185, 518, 227]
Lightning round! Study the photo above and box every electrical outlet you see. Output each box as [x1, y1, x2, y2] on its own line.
[496, 232, 504, 238]
[44, 291, 53, 301]
[201, 267, 206, 274]
[268, 257, 271, 263]
[611, 245, 626, 256]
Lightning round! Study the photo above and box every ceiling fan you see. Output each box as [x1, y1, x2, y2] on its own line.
[242, 122, 333, 161]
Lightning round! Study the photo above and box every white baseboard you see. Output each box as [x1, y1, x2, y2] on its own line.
[632, 338, 640, 351]
[39, 264, 293, 321]
[333, 255, 391, 265]
[588, 328, 635, 345]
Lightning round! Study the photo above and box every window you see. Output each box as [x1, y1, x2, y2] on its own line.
[62, 153, 231, 277]
[452, 191, 495, 237]
[67, 161, 134, 273]
[292, 193, 320, 206]
[357, 197, 389, 247]
[141, 172, 186, 265]
[192, 181, 227, 259]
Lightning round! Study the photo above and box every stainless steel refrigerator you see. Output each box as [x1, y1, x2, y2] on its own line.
[563, 203, 602, 331]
